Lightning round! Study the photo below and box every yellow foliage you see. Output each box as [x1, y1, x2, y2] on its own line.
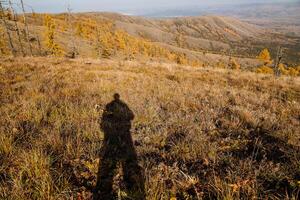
[256, 65, 274, 74]
[101, 48, 112, 59]
[114, 30, 126, 50]
[0, 26, 10, 56]
[98, 31, 113, 51]
[288, 68, 299, 76]
[257, 48, 271, 62]
[279, 64, 300, 76]
[1, 9, 13, 20]
[278, 63, 289, 75]
[216, 61, 226, 68]
[44, 15, 63, 56]
[190, 60, 203, 67]
[230, 58, 240, 70]
[75, 19, 102, 40]
[176, 54, 188, 65]
[76, 23, 84, 37]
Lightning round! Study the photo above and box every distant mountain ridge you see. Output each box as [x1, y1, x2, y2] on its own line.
[139, 2, 300, 36]
[140, 2, 300, 21]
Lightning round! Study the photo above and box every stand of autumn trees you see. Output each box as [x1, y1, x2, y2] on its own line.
[71, 16, 196, 64]
[1, 9, 199, 64]
[256, 48, 300, 76]
[44, 15, 63, 56]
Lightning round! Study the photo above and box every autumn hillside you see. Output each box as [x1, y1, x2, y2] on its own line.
[1, 11, 300, 70]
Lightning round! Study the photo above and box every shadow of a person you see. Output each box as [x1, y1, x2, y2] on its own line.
[94, 93, 146, 200]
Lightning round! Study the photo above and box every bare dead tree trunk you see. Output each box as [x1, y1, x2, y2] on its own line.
[274, 46, 283, 77]
[228, 50, 232, 69]
[31, 9, 42, 55]
[0, 0, 16, 56]
[8, 0, 25, 56]
[95, 26, 102, 57]
[20, 0, 33, 56]
[67, 4, 77, 57]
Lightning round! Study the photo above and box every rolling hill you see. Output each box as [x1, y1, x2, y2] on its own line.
[1, 11, 300, 66]
[100, 12, 300, 64]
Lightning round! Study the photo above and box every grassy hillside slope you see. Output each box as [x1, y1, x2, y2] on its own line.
[0, 57, 299, 199]
[2, 11, 300, 68]
[92, 13, 300, 64]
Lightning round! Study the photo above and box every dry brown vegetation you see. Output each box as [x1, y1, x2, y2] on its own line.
[0, 57, 299, 199]
[2, 10, 300, 72]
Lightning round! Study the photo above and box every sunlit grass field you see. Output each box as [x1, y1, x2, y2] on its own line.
[0, 57, 299, 199]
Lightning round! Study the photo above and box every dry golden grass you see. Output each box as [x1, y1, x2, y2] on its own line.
[0, 57, 299, 199]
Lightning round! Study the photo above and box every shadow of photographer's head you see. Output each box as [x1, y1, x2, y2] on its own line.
[113, 93, 120, 101]
[100, 93, 135, 124]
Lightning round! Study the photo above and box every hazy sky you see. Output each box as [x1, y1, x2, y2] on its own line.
[19, 0, 297, 14]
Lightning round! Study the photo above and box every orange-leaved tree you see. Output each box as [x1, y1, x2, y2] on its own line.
[44, 15, 63, 56]
[0, 26, 10, 56]
[257, 48, 272, 64]
[176, 53, 188, 65]
[279, 64, 300, 76]
[229, 58, 241, 70]
[256, 65, 274, 74]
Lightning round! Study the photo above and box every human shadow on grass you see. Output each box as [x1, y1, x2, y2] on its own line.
[93, 93, 146, 200]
